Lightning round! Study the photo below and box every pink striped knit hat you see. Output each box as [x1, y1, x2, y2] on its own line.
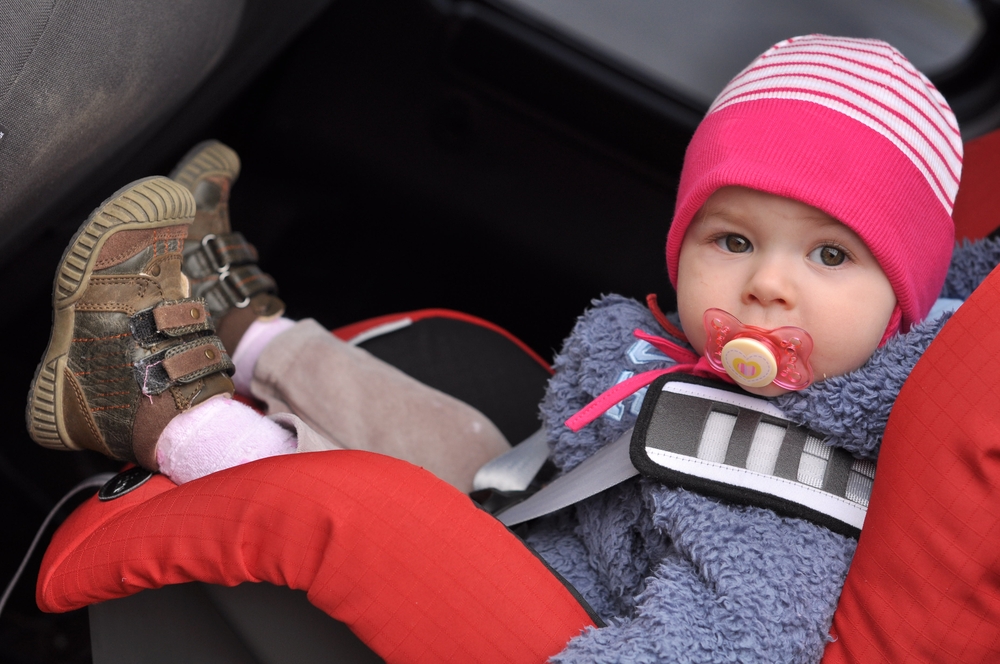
[666, 35, 962, 331]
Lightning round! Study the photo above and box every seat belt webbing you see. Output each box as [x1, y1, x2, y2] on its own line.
[473, 427, 551, 493]
[496, 430, 637, 527]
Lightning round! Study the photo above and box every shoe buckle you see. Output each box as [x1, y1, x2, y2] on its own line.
[218, 268, 252, 309]
[201, 234, 231, 274]
[198, 233, 271, 310]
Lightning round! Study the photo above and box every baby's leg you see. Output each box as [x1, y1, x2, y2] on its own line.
[171, 140, 510, 492]
[237, 318, 511, 493]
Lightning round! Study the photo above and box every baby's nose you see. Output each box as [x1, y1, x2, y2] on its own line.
[743, 260, 795, 307]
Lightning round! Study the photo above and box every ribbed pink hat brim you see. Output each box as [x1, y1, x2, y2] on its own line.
[666, 99, 954, 330]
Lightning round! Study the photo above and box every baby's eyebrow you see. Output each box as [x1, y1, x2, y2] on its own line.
[699, 208, 750, 227]
[698, 205, 742, 221]
[812, 216, 854, 233]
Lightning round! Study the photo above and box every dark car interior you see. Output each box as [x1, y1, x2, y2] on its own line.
[3, 0, 1000, 661]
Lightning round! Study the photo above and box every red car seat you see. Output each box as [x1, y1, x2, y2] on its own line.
[37, 310, 596, 664]
[37, 130, 1000, 663]
[821, 249, 1000, 663]
[951, 128, 1000, 243]
[819, 129, 1000, 663]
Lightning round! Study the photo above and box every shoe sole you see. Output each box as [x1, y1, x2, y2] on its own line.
[169, 140, 241, 192]
[26, 176, 196, 451]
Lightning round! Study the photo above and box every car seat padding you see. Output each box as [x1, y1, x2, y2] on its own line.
[37, 451, 596, 664]
[821, 263, 1000, 662]
[952, 128, 1000, 242]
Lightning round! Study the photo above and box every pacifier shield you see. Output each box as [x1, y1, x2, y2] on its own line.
[702, 308, 815, 391]
[721, 337, 778, 388]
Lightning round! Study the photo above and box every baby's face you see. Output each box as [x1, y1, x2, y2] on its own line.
[676, 186, 896, 397]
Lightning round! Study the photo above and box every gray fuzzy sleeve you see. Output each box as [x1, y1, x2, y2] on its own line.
[540, 294, 675, 472]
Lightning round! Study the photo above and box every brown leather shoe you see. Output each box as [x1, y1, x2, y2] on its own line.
[26, 176, 236, 470]
[170, 140, 284, 351]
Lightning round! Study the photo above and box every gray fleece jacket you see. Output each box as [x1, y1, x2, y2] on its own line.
[526, 237, 1000, 663]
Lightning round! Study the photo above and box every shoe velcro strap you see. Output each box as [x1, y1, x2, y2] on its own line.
[631, 375, 873, 538]
[184, 231, 259, 279]
[162, 339, 230, 382]
[130, 300, 214, 346]
[133, 336, 234, 396]
[202, 232, 259, 272]
[213, 264, 278, 308]
[154, 300, 210, 334]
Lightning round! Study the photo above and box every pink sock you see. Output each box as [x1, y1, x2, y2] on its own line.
[231, 316, 296, 395]
[156, 395, 297, 484]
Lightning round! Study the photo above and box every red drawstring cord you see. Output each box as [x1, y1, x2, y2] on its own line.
[632, 328, 697, 363]
[564, 329, 733, 432]
[646, 293, 688, 343]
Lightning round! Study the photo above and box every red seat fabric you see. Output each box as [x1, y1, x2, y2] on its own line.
[37, 451, 595, 663]
[952, 129, 1000, 242]
[821, 265, 1000, 662]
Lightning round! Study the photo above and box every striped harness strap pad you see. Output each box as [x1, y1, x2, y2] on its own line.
[631, 375, 875, 538]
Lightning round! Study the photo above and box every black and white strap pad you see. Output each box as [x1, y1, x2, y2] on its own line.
[630, 375, 874, 538]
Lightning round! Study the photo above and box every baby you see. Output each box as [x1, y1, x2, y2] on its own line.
[521, 35, 967, 662]
[25, 32, 985, 663]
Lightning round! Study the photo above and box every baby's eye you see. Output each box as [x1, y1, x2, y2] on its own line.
[716, 234, 752, 253]
[809, 245, 848, 266]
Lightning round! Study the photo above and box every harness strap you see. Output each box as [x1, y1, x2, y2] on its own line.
[496, 375, 873, 538]
[472, 427, 550, 492]
[632, 377, 872, 538]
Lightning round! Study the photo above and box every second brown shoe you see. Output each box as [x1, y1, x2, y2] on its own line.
[171, 140, 285, 351]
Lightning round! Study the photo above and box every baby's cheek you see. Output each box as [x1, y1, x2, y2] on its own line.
[686, 327, 707, 357]
[810, 338, 871, 382]
[677, 305, 709, 356]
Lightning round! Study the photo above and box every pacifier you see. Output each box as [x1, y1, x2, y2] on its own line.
[702, 309, 814, 390]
